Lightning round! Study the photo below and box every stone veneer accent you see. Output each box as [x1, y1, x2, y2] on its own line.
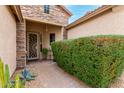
[20, 5, 70, 26]
[16, 21, 26, 68]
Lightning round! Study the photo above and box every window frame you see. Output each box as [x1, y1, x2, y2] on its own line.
[44, 5, 50, 14]
[50, 33, 55, 44]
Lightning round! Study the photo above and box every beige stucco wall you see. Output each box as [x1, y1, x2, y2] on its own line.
[0, 6, 16, 76]
[67, 6, 124, 39]
[42, 26, 62, 49]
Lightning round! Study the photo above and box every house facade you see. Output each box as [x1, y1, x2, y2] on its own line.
[2, 5, 124, 77]
[66, 5, 124, 39]
[16, 5, 72, 69]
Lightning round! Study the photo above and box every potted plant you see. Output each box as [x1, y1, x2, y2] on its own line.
[42, 48, 48, 60]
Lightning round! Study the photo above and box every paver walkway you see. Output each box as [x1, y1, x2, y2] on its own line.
[25, 60, 89, 88]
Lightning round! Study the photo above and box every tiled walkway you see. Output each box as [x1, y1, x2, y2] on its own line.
[25, 60, 89, 88]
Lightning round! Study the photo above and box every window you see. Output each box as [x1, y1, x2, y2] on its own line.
[50, 33, 55, 44]
[44, 5, 50, 14]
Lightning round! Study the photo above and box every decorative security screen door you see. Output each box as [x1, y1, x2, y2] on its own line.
[27, 32, 39, 60]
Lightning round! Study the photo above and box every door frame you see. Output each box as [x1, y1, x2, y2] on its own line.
[27, 32, 40, 60]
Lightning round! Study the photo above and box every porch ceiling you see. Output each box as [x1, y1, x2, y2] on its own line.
[25, 17, 63, 27]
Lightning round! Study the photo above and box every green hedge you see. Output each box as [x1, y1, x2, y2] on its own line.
[51, 35, 124, 87]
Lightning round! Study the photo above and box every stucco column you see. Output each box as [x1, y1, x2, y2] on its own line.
[16, 20, 26, 68]
[61, 26, 67, 40]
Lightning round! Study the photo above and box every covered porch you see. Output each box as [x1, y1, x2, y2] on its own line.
[25, 18, 65, 61]
[16, 18, 66, 68]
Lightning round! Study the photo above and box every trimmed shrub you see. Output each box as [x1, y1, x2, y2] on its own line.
[51, 35, 124, 87]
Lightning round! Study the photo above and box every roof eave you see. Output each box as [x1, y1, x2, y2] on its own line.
[8, 5, 23, 22]
[66, 5, 116, 30]
[58, 5, 72, 16]
[25, 17, 63, 27]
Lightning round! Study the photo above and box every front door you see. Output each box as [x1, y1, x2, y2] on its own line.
[27, 32, 39, 60]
